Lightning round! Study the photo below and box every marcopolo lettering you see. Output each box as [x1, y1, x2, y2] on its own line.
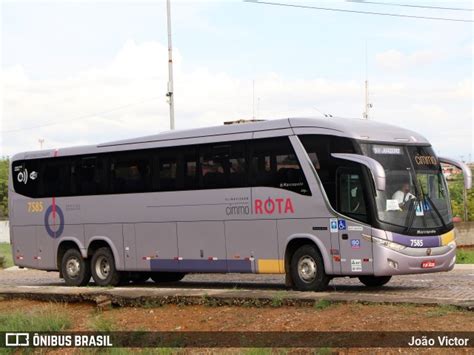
[254, 197, 295, 215]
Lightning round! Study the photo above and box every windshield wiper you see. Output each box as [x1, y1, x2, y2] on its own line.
[404, 198, 417, 234]
[418, 180, 447, 229]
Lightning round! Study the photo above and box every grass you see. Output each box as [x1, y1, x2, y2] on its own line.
[89, 313, 116, 332]
[0, 303, 72, 332]
[270, 292, 285, 307]
[313, 299, 332, 310]
[202, 293, 218, 307]
[0, 243, 13, 269]
[426, 304, 461, 318]
[456, 248, 474, 264]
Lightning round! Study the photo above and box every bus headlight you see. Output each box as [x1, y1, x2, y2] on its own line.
[371, 236, 407, 252]
[448, 240, 456, 249]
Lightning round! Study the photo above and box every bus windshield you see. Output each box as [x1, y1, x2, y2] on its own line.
[360, 143, 452, 231]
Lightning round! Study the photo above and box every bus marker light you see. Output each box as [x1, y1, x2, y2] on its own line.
[421, 260, 435, 268]
[363, 258, 370, 262]
[333, 255, 341, 262]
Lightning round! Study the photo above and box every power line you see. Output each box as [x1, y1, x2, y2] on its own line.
[1, 96, 160, 134]
[244, 0, 473, 22]
[346, 0, 473, 12]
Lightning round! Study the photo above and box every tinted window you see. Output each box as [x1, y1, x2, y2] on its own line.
[78, 156, 105, 195]
[111, 153, 151, 194]
[199, 143, 246, 189]
[12, 160, 41, 198]
[250, 137, 310, 195]
[40, 158, 71, 197]
[158, 150, 178, 191]
[337, 168, 368, 223]
[300, 135, 358, 205]
[183, 147, 198, 190]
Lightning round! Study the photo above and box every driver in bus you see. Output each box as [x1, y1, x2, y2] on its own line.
[392, 182, 415, 210]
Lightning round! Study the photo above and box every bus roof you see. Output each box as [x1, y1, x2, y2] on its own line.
[13, 117, 429, 160]
[99, 117, 429, 147]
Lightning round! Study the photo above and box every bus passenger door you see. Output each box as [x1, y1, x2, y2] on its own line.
[336, 168, 373, 275]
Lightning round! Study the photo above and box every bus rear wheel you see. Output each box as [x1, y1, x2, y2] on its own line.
[290, 244, 330, 292]
[151, 272, 186, 283]
[359, 276, 392, 287]
[61, 249, 91, 286]
[91, 247, 122, 286]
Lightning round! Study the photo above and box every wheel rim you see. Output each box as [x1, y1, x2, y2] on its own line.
[66, 257, 81, 278]
[95, 255, 110, 280]
[297, 255, 317, 283]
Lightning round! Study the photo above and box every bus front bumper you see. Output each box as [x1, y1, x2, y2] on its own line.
[372, 242, 457, 276]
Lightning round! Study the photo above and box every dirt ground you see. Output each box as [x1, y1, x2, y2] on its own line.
[1, 299, 473, 354]
[0, 299, 472, 332]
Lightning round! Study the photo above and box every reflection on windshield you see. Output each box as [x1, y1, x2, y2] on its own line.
[360, 144, 452, 230]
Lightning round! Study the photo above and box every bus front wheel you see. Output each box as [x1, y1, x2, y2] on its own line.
[359, 276, 392, 287]
[91, 247, 122, 286]
[61, 248, 91, 287]
[290, 244, 330, 292]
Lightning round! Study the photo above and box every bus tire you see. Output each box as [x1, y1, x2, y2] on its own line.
[359, 276, 392, 287]
[151, 272, 186, 283]
[290, 244, 329, 292]
[91, 247, 122, 286]
[61, 248, 91, 287]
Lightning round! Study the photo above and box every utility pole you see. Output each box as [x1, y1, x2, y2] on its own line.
[38, 138, 44, 150]
[166, 0, 175, 130]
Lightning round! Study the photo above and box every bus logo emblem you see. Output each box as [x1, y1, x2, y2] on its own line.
[44, 204, 65, 238]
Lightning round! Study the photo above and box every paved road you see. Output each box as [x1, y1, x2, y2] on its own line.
[1, 266, 473, 306]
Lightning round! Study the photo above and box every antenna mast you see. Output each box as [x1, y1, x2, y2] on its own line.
[166, 0, 175, 130]
[363, 42, 372, 119]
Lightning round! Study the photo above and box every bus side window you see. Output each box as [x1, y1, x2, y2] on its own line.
[12, 159, 41, 198]
[337, 168, 368, 223]
[158, 150, 178, 191]
[182, 146, 198, 190]
[40, 158, 71, 197]
[200, 145, 226, 189]
[250, 137, 310, 196]
[78, 157, 103, 196]
[111, 153, 151, 194]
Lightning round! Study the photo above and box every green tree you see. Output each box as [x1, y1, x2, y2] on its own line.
[447, 167, 474, 221]
[0, 157, 9, 219]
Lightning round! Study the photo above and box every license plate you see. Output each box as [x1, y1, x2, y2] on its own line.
[421, 260, 435, 268]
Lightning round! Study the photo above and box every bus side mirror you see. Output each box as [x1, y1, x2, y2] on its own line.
[438, 157, 472, 190]
[331, 153, 386, 191]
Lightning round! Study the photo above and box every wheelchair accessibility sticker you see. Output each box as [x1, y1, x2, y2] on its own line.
[338, 219, 347, 231]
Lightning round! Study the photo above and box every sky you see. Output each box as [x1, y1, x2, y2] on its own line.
[1, 0, 473, 160]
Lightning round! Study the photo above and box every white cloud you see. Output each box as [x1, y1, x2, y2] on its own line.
[375, 49, 440, 70]
[1, 40, 472, 160]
